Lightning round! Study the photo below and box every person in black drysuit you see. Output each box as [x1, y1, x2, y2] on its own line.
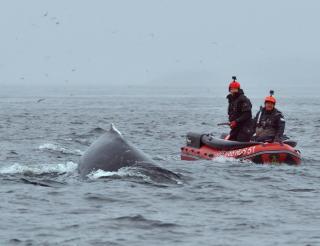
[252, 92, 285, 143]
[226, 77, 253, 142]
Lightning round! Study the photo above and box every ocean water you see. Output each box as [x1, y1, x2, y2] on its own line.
[0, 85, 319, 246]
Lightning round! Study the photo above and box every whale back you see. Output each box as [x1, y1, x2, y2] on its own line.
[79, 125, 154, 177]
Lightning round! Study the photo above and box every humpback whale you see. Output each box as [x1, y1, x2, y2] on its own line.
[79, 124, 179, 181]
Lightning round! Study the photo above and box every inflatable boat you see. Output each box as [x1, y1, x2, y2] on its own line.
[181, 133, 301, 165]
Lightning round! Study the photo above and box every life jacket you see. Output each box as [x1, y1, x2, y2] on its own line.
[255, 108, 285, 138]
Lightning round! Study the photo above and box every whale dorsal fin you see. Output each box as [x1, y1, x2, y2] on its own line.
[110, 123, 122, 135]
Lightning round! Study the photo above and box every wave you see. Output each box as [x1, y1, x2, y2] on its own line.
[67, 127, 106, 142]
[38, 143, 83, 156]
[0, 162, 78, 176]
[89, 127, 106, 133]
[112, 215, 179, 229]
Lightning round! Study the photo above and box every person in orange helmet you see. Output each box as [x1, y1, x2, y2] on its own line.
[226, 76, 253, 142]
[252, 90, 285, 143]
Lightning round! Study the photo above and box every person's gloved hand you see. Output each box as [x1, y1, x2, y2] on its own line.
[230, 121, 237, 129]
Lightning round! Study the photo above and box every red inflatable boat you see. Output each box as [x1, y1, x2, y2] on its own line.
[181, 133, 301, 165]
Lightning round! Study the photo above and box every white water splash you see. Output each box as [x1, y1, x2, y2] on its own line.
[39, 143, 83, 156]
[0, 162, 78, 175]
[209, 155, 243, 164]
[87, 167, 151, 182]
[208, 156, 254, 167]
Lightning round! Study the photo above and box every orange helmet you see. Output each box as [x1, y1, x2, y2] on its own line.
[265, 90, 276, 104]
[229, 76, 241, 91]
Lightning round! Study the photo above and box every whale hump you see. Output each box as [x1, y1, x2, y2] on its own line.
[79, 124, 180, 182]
[110, 123, 122, 136]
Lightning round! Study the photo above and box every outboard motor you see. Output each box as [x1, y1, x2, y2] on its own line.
[186, 132, 203, 148]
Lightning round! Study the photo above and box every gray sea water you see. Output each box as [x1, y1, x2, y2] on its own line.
[0, 85, 319, 246]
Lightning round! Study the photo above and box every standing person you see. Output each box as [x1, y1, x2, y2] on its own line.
[226, 76, 253, 142]
[253, 91, 285, 143]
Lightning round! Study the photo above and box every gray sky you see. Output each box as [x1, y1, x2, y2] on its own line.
[0, 0, 319, 88]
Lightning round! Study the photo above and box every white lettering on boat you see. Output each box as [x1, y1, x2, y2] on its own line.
[217, 146, 256, 158]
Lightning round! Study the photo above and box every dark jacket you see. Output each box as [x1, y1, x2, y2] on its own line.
[227, 89, 252, 125]
[226, 89, 253, 142]
[253, 107, 285, 140]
